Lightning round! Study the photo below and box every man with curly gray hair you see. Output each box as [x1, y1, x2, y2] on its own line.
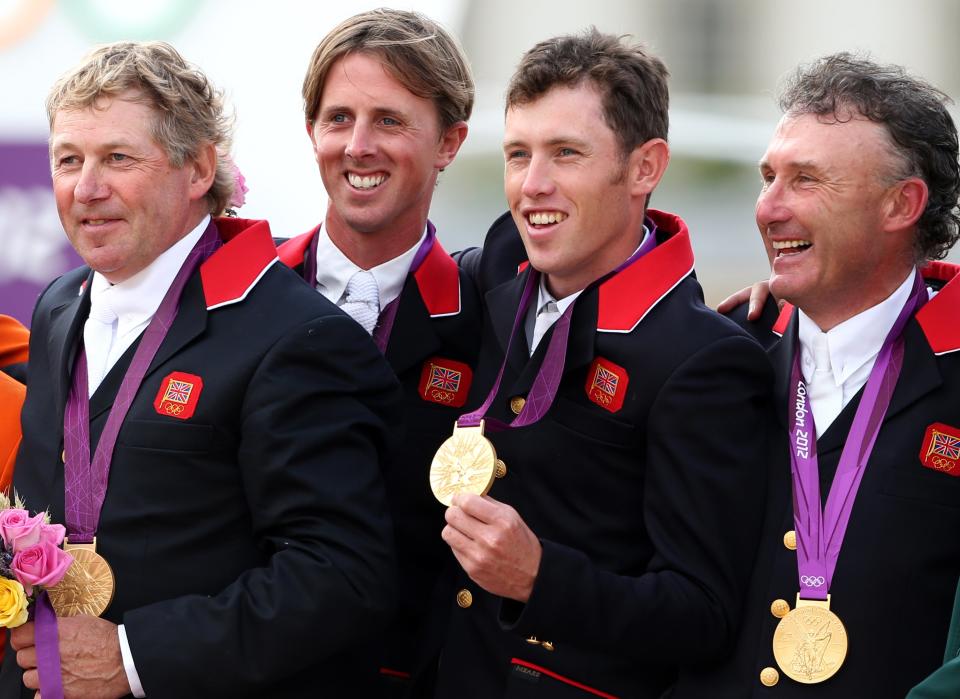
[2, 41, 401, 698]
[676, 52, 960, 699]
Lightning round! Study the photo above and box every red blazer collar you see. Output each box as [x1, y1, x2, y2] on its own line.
[514, 210, 695, 333]
[770, 262, 960, 355]
[917, 261, 960, 355]
[277, 227, 317, 269]
[201, 218, 279, 310]
[413, 234, 461, 317]
[771, 303, 795, 337]
[596, 209, 695, 333]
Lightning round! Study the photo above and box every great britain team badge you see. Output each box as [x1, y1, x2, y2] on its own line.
[418, 357, 472, 408]
[153, 371, 203, 420]
[585, 357, 628, 413]
[919, 422, 960, 476]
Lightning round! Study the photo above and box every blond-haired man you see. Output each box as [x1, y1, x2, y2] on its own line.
[3, 41, 400, 698]
[277, 10, 489, 695]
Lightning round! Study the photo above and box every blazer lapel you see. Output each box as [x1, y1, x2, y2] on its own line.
[485, 272, 531, 376]
[46, 280, 90, 419]
[384, 277, 441, 375]
[768, 313, 796, 431]
[564, 287, 599, 375]
[145, 271, 208, 379]
[884, 319, 942, 422]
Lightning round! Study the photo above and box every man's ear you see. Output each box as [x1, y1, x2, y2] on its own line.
[882, 176, 928, 233]
[436, 121, 469, 171]
[189, 142, 217, 202]
[627, 138, 670, 199]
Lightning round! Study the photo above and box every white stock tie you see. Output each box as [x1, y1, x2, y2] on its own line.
[807, 332, 843, 437]
[530, 300, 560, 356]
[82, 291, 118, 396]
[341, 270, 380, 335]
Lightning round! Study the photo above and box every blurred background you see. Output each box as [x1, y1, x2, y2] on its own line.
[2, 0, 959, 325]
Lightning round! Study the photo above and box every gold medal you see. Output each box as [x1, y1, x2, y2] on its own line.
[772, 594, 847, 684]
[430, 421, 502, 506]
[47, 540, 115, 617]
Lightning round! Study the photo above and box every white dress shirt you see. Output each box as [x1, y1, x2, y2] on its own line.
[82, 214, 210, 699]
[84, 216, 210, 396]
[797, 269, 922, 437]
[313, 225, 427, 310]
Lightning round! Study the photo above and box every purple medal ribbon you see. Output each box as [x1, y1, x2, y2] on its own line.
[302, 223, 437, 353]
[788, 271, 927, 600]
[460, 222, 658, 431]
[35, 592, 62, 699]
[38, 223, 221, 699]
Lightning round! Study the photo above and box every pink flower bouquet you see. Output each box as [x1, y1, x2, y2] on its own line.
[0, 494, 73, 628]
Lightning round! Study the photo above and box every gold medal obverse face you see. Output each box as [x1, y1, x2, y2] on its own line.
[47, 547, 115, 618]
[430, 424, 498, 506]
[772, 604, 848, 684]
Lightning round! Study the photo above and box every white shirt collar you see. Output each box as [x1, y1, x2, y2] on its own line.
[797, 268, 916, 386]
[314, 225, 427, 308]
[535, 276, 581, 316]
[89, 215, 210, 337]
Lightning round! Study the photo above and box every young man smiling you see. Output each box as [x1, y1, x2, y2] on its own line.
[276, 9, 486, 695]
[434, 29, 773, 699]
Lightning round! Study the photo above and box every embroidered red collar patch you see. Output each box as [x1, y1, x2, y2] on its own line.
[919, 423, 960, 476]
[585, 357, 628, 413]
[418, 357, 472, 408]
[154, 371, 203, 420]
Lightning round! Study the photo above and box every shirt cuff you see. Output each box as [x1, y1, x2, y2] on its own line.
[118, 624, 146, 698]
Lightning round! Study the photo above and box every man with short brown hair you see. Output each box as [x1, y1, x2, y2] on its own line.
[434, 29, 772, 698]
[675, 52, 960, 699]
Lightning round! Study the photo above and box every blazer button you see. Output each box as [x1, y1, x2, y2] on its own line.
[61, 449, 66, 463]
[456, 589, 473, 608]
[541, 641, 555, 651]
[760, 667, 780, 687]
[525, 636, 540, 645]
[510, 396, 526, 415]
[770, 599, 790, 618]
[783, 530, 797, 550]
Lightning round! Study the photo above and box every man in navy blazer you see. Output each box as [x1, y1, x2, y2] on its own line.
[434, 29, 773, 698]
[277, 10, 486, 694]
[3, 41, 400, 698]
[674, 53, 960, 698]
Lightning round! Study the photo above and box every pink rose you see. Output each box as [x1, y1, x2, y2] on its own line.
[39, 523, 65, 547]
[0, 509, 44, 553]
[11, 541, 74, 595]
[228, 160, 248, 209]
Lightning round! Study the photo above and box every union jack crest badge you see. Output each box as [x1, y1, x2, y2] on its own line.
[153, 371, 204, 421]
[585, 357, 628, 413]
[919, 422, 960, 476]
[418, 357, 472, 408]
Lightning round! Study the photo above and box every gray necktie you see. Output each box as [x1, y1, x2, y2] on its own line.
[340, 270, 380, 335]
[530, 299, 560, 355]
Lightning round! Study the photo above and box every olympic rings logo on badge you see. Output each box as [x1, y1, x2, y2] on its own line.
[429, 389, 455, 404]
[929, 455, 957, 471]
[800, 575, 826, 587]
[590, 390, 613, 405]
